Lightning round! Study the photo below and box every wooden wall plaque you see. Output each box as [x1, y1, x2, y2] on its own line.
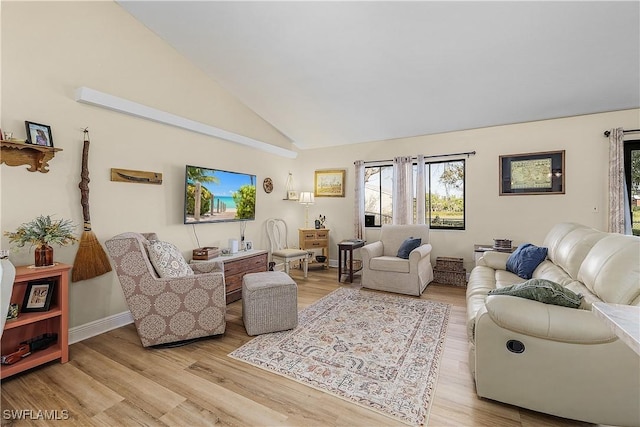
[110, 168, 162, 185]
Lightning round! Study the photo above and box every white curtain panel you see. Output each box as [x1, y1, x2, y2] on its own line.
[354, 160, 365, 239]
[608, 128, 630, 234]
[393, 156, 413, 225]
[415, 155, 426, 225]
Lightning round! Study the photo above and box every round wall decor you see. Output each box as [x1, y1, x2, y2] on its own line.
[263, 177, 273, 193]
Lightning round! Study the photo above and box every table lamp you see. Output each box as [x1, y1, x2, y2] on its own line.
[299, 192, 315, 228]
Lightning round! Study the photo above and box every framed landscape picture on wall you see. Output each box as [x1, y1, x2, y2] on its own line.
[314, 169, 346, 197]
[499, 150, 565, 195]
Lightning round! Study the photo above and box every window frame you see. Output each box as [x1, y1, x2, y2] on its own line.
[364, 164, 394, 227]
[427, 159, 466, 231]
[363, 158, 466, 230]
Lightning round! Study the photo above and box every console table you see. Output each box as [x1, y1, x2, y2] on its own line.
[299, 228, 329, 269]
[592, 302, 640, 356]
[208, 250, 268, 304]
[338, 240, 365, 283]
[474, 244, 515, 266]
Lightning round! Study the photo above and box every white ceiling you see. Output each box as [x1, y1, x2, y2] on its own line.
[117, 1, 640, 149]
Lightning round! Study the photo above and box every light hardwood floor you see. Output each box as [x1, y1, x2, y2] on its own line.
[1, 268, 594, 426]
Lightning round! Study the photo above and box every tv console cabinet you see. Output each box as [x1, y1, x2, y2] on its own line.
[207, 250, 268, 304]
[1, 263, 71, 379]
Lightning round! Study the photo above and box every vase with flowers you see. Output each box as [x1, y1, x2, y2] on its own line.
[4, 215, 78, 267]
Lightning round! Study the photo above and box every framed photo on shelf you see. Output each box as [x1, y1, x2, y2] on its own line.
[499, 150, 565, 196]
[314, 169, 346, 197]
[25, 121, 54, 148]
[21, 280, 55, 312]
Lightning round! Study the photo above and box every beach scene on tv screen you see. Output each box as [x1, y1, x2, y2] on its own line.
[185, 166, 256, 223]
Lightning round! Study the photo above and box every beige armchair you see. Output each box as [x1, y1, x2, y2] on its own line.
[360, 224, 433, 296]
[105, 232, 226, 347]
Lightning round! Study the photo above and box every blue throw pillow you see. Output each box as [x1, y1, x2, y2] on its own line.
[396, 237, 422, 259]
[506, 243, 548, 279]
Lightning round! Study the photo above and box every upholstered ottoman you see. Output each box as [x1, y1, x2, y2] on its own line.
[242, 271, 298, 336]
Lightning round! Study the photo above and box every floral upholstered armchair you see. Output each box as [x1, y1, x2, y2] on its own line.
[105, 232, 226, 347]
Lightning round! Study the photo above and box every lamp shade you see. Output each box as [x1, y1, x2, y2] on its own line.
[299, 192, 314, 205]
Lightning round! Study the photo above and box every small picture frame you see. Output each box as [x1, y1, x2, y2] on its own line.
[25, 121, 54, 147]
[6, 303, 19, 321]
[287, 190, 299, 201]
[22, 280, 55, 312]
[244, 240, 253, 251]
[314, 169, 346, 197]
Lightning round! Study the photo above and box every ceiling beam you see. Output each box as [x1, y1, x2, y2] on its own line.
[75, 87, 298, 159]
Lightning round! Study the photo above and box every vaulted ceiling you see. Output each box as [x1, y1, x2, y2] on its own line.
[117, 1, 640, 149]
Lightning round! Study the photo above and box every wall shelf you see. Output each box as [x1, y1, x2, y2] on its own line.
[0, 140, 62, 173]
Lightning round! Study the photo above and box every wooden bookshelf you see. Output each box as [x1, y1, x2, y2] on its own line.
[1, 263, 71, 379]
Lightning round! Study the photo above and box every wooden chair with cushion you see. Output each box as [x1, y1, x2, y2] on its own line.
[105, 232, 226, 347]
[266, 218, 309, 278]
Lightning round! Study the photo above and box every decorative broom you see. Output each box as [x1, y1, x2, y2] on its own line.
[72, 128, 112, 282]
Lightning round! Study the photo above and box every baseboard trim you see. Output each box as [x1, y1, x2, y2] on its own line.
[69, 311, 133, 344]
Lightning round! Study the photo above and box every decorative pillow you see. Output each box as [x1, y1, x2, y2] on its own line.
[488, 278, 583, 308]
[396, 237, 422, 259]
[506, 243, 548, 279]
[146, 240, 194, 278]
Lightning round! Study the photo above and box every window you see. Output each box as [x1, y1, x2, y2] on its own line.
[624, 140, 640, 236]
[427, 160, 465, 229]
[364, 165, 393, 226]
[364, 159, 465, 229]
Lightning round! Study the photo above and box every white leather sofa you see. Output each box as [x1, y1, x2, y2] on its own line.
[467, 222, 640, 426]
[360, 224, 433, 296]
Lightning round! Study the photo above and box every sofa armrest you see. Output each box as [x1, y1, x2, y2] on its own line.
[189, 260, 224, 274]
[483, 295, 616, 344]
[477, 251, 510, 270]
[409, 243, 432, 269]
[361, 241, 383, 265]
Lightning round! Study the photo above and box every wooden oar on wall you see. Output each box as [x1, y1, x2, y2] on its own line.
[72, 128, 112, 282]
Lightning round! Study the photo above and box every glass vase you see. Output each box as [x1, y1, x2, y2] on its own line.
[34, 244, 54, 267]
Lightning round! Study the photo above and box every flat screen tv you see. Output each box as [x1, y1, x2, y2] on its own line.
[184, 165, 256, 224]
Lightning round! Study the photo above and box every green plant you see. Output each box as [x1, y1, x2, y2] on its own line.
[4, 215, 78, 249]
[186, 184, 212, 215]
[233, 185, 256, 219]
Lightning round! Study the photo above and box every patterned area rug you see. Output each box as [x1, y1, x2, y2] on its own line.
[229, 287, 451, 426]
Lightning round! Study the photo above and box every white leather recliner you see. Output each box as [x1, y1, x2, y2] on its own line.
[467, 223, 640, 426]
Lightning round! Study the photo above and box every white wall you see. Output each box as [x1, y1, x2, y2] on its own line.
[1, 1, 297, 328]
[296, 109, 640, 272]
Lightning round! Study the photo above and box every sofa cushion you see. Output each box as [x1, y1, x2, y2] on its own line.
[396, 237, 421, 259]
[147, 240, 194, 278]
[578, 234, 640, 304]
[506, 243, 548, 279]
[488, 278, 583, 308]
[370, 256, 410, 273]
